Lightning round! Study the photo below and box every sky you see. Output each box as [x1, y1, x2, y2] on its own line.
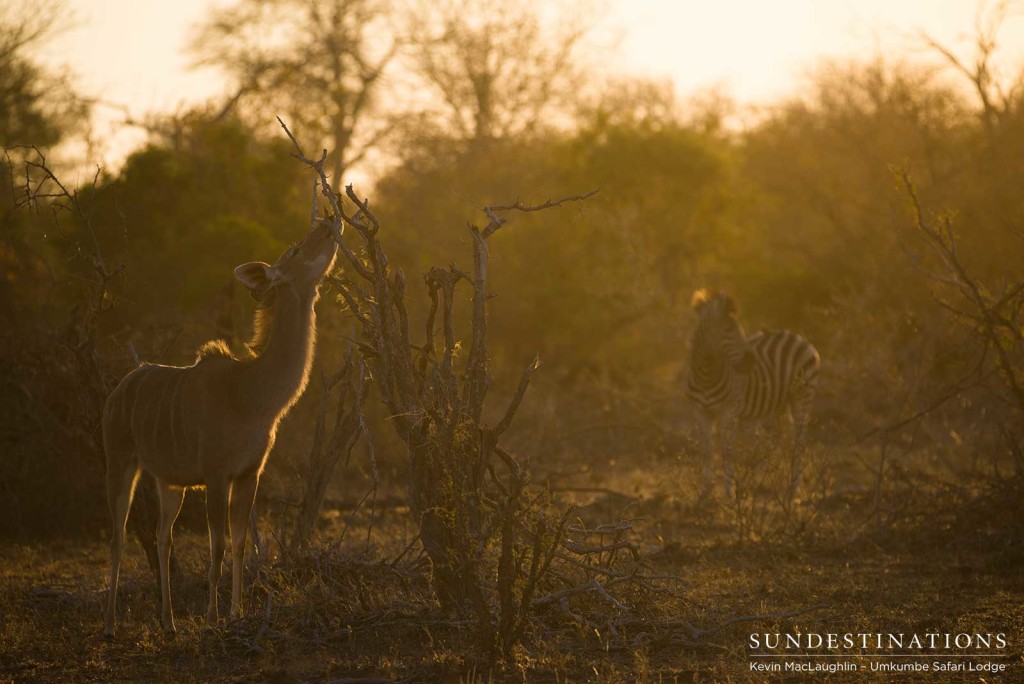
[611, 0, 1023, 96]
[39, 0, 1024, 170]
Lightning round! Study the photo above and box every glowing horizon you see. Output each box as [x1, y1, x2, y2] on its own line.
[38, 0, 1024, 171]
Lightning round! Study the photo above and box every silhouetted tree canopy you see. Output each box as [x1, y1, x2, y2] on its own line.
[191, 0, 398, 181]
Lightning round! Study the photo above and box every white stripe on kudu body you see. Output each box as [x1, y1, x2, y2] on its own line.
[686, 289, 820, 500]
[103, 223, 337, 637]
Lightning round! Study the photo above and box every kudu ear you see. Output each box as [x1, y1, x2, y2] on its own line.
[234, 262, 274, 299]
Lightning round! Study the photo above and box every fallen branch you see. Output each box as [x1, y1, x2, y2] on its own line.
[533, 576, 630, 608]
[562, 539, 640, 559]
[659, 602, 831, 647]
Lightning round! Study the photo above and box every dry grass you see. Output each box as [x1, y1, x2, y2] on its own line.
[3, 444, 1024, 682]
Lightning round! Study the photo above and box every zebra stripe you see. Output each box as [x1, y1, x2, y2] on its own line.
[735, 330, 820, 419]
[685, 289, 820, 498]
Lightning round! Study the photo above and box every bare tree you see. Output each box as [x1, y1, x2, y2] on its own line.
[192, 0, 398, 181]
[918, 0, 1022, 145]
[0, 0, 85, 148]
[895, 168, 1024, 461]
[404, 0, 598, 141]
[3, 148, 172, 577]
[291, 352, 371, 552]
[279, 117, 594, 656]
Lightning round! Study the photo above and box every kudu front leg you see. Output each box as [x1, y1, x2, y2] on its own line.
[104, 464, 140, 638]
[155, 479, 186, 633]
[228, 472, 260, 618]
[205, 482, 229, 624]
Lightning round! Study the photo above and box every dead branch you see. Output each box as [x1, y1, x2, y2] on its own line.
[276, 117, 598, 658]
[896, 168, 1024, 410]
[481, 190, 598, 238]
[275, 118, 371, 280]
[292, 353, 370, 552]
[552, 551, 682, 583]
[566, 520, 639, 535]
[917, 0, 1016, 139]
[669, 602, 830, 645]
[493, 355, 541, 438]
[856, 355, 995, 444]
[562, 539, 641, 559]
[533, 575, 633, 608]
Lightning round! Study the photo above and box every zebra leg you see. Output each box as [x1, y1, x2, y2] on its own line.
[697, 412, 716, 501]
[772, 408, 795, 498]
[787, 391, 813, 502]
[719, 414, 739, 500]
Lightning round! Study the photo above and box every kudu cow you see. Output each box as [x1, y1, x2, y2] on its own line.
[103, 223, 337, 637]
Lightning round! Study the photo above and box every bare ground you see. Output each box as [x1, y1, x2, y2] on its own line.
[3, 452, 1024, 682]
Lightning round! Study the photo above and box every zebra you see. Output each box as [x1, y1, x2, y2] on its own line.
[686, 289, 820, 501]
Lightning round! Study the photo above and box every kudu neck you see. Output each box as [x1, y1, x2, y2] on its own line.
[247, 285, 319, 414]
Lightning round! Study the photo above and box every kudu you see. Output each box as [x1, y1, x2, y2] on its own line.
[103, 223, 337, 637]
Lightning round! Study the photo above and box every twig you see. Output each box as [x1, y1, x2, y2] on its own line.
[481, 190, 599, 239]
[388, 534, 422, 567]
[684, 602, 830, 641]
[562, 539, 640, 559]
[533, 576, 630, 608]
[493, 355, 541, 438]
[246, 594, 273, 654]
[276, 117, 373, 281]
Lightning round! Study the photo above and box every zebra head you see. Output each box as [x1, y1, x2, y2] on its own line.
[691, 289, 753, 372]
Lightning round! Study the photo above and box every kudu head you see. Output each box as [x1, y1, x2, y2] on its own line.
[692, 288, 754, 372]
[233, 223, 338, 303]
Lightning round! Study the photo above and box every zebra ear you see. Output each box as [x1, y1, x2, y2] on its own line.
[720, 292, 738, 314]
[692, 288, 710, 311]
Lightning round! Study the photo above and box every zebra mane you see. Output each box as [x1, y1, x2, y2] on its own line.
[719, 291, 738, 314]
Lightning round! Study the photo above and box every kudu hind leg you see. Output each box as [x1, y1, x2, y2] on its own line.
[228, 472, 260, 618]
[205, 482, 229, 623]
[155, 479, 186, 633]
[104, 461, 140, 638]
